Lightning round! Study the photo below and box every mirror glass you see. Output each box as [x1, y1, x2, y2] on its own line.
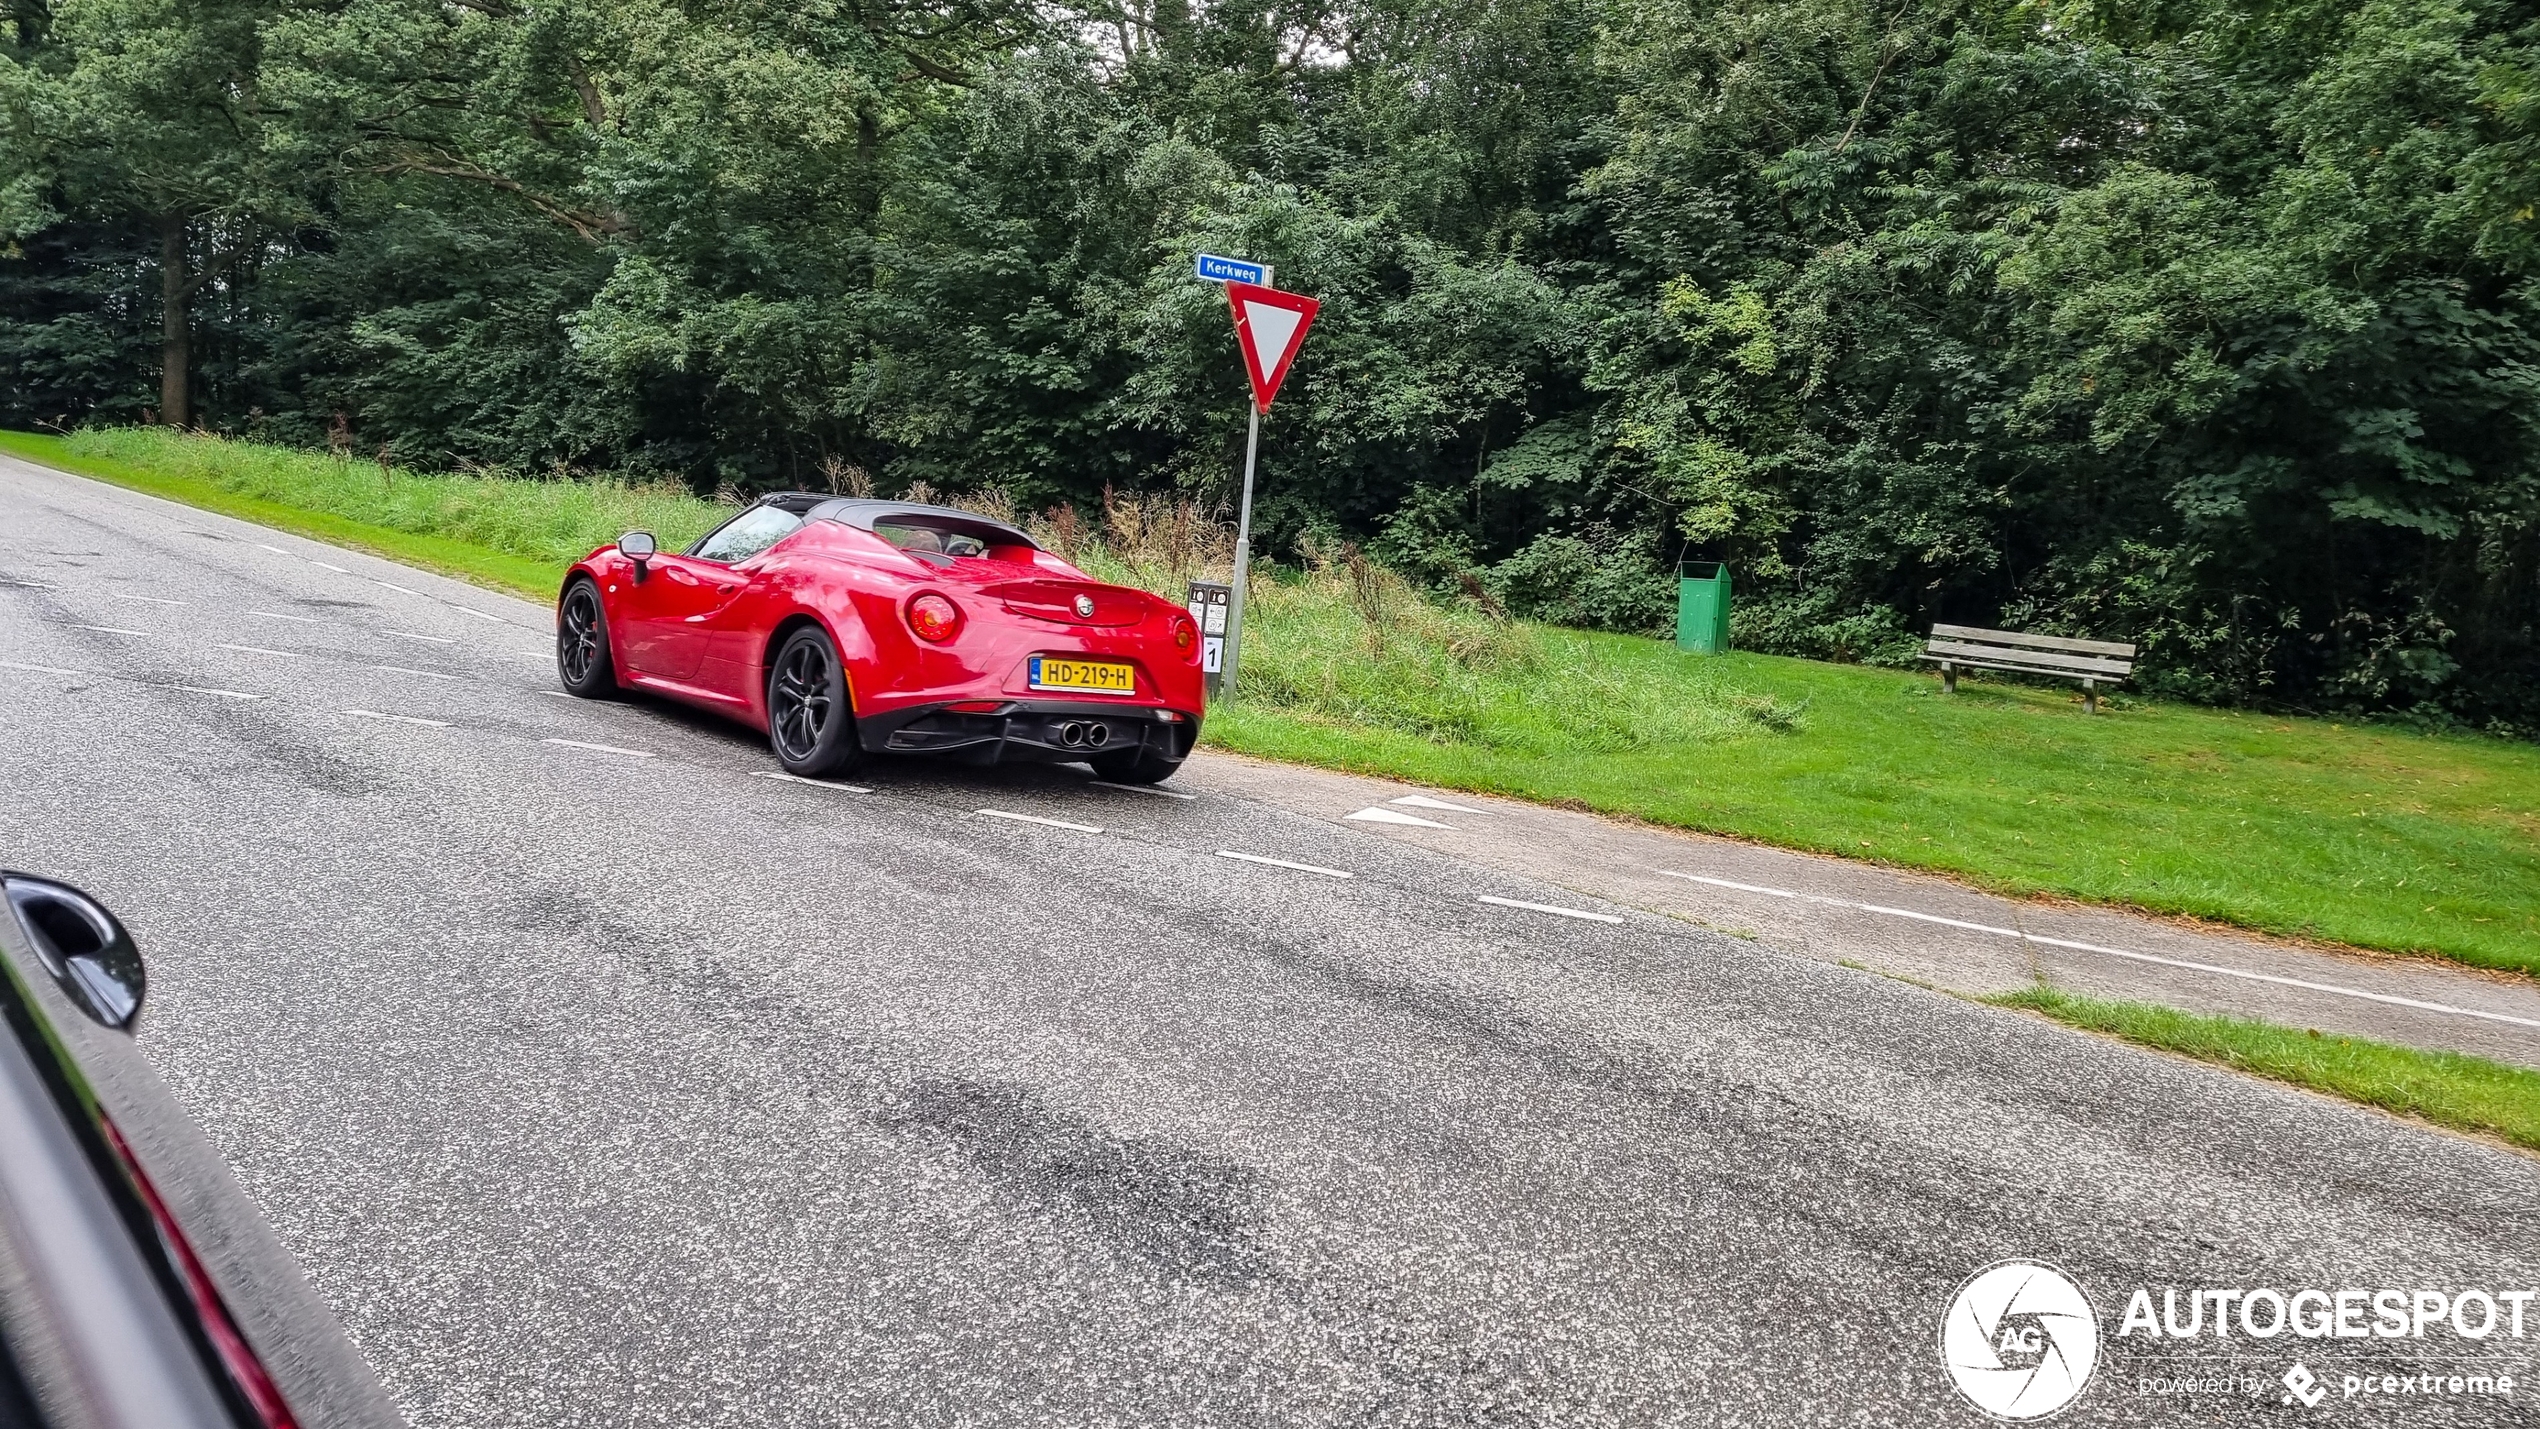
[3, 876, 145, 1028]
[619, 530, 658, 560]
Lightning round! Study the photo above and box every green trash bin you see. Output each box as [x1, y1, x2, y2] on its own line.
[1677, 561, 1731, 654]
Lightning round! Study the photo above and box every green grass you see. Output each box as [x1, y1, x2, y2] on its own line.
[1991, 986, 2540, 1151]
[0, 428, 727, 600]
[1205, 567, 2540, 976]
[9, 426, 2538, 976]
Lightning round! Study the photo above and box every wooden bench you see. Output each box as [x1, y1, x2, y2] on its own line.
[1922, 623, 2137, 713]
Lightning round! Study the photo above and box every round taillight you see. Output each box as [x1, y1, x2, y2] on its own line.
[1172, 614, 1196, 652]
[907, 593, 961, 642]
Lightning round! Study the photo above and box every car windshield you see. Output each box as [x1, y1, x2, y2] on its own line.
[875, 517, 993, 560]
[691, 505, 803, 564]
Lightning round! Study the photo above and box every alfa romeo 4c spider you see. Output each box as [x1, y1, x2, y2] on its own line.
[555, 493, 1205, 783]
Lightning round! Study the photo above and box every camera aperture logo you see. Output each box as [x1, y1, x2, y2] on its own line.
[1941, 1260, 2101, 1420]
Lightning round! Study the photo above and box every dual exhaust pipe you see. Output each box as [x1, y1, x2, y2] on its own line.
[1055, 720, 1111, 749]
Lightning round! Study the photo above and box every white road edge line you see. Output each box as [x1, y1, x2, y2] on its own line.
[1089, 780, 1198, 799]
[1479, 895, 1625, 924]
[1652, 868, 2540, 1032]
[385, 630, 457, 644]
[70, 623, 149, 636]
[1, 660, 86, 676]
[977, 808, 1102, 834]
[215, 643, 302, 658]
[344, 708, 451, 728]
[1216, 850, 1352, 878]
[246, 610, 321, 623]
[372, 665, 457, 680]
[754, 771, 874, 794]
[543, 737, 656, 758]
[1657, 871, 1799, 898]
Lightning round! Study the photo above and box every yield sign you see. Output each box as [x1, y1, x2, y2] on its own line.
[1224, 281, 1320, 413]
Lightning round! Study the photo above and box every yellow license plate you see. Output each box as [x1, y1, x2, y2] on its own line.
[1029, 656, 1136, 693]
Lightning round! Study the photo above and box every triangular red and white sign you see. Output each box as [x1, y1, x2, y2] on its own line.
[1225, 281, 1320, 413]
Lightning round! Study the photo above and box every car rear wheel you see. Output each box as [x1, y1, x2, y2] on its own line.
[556, 578, 618, 698]
[767, 626, 861, 777]
[1088, 743, 1182, 785]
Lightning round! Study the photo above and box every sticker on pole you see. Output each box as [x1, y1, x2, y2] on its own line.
[1224, 281, 1320, 413]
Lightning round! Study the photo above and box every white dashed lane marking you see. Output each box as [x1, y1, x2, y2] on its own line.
[373, 581, 426, 597]
[69, 623, 148, 636]
[543, 738, 656, 758]
[215, 643, 303, 659]
[372, 665, 457, 681]
[1216, 850, 1352, 879]
[1479, 895, 1624, 925]
[1665, 873, 1799, 899]
[311, 561, 350, 574]
[171, 685, 261, 701]
[1, 659, 85, 676]
[447, 607, 504, 623]
[0, 578, 55, 589]
[978, 809, 1102, 834]
[112, 593, 187, 606]
[385, 631, 456, 644]
[247, 610, 320, 623]
[1650, 869, 2540, 1031]
[344, 709, 451, 729]
[1090, 780, 1199, 799]
[256, 544, 289, 555]
[754, 771, 874, 794]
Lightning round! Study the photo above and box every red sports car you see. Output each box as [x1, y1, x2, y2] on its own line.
[555, 494, 1205, 782]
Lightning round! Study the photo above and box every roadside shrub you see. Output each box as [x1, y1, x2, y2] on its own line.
[1732, 589, 1924, 667]
[1481, 527, 1674, 635]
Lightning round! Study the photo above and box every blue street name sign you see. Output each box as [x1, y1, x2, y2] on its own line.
[1193, 252, 1269, 285]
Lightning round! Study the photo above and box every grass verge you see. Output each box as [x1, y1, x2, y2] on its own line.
[1990, 986, 2540, 1152]
[8, 426, 2537, 975]
[0, 428, 725, 601]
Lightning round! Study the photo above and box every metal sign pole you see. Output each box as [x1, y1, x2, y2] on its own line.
[1221, 399, 1262, 703]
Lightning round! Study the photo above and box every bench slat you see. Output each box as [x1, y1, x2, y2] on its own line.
[1922, 640, 2134, 678]
[1920, 655, 2123, 685]
[1929, 623, 2137, 658]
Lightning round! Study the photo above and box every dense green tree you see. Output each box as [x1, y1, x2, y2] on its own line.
[1, 0, 2533, 729]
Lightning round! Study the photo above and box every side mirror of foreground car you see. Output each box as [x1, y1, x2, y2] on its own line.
[618, 529, 656, 583]
[0, 874, 407, 1428]
[2, 874, 144, 1028]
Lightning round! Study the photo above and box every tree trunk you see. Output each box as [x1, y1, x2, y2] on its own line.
[159, 213, 188, 427]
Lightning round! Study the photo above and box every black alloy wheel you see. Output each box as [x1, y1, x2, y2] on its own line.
[767, 625, 861, 777]
[556, 578, 618, 698]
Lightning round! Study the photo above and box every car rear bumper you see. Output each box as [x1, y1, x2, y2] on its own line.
[857, 699, 1200, 764]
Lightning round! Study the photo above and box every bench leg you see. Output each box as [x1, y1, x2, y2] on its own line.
[2082, 678, 2097, 715]
[1941, 661, 1956, 695]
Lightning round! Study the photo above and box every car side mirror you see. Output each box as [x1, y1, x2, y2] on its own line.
[2, 874, 145, 1028]
[618, 530, 656, 582]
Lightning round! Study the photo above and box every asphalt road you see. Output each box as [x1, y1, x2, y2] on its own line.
[3, 458, 2536, 1427]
